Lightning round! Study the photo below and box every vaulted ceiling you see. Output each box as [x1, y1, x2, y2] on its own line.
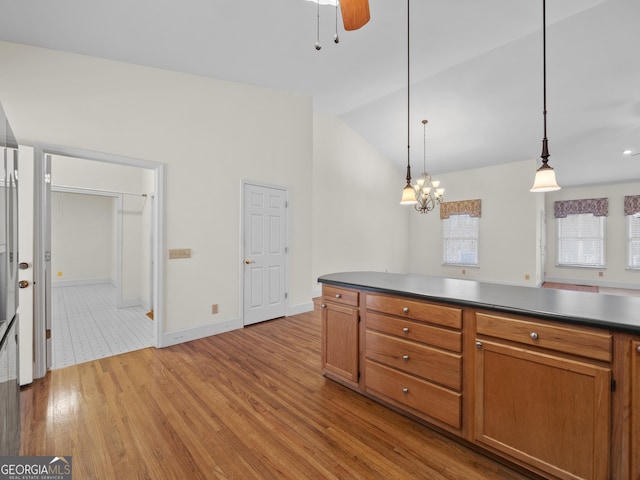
[0, 0, 638, 187]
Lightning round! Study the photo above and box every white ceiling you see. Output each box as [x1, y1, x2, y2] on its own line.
[0, 0, 638, 187]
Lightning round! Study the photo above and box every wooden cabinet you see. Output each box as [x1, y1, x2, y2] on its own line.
[321, 285, 360, 387]
[363, 293, 463, 431]
[318, 278, 640, 479]
[631, 338, 640, 480]
[474, 311, 612, 480]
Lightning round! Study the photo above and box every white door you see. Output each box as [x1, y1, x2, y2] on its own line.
[243, 183, 287, 326]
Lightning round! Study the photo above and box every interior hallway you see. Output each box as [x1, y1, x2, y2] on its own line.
[51, 283, 154, 369]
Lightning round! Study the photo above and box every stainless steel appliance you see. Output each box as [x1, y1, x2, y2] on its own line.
[0, 101, 20, 455]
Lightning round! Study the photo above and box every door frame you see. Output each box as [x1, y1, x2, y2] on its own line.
[240, 180, 289, 326]
[32, 144, 164, 379]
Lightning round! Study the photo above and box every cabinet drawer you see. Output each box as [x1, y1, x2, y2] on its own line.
[366, 294, 462, 330]
[366, 311, 462, 353]
[323, 285, 359, 307]
[476, 312, 612, 362]
[365, 360, 461, 429]
[366, 330, 461, 390]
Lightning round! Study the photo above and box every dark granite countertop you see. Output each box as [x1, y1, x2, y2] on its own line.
[318, 271, 640, 334]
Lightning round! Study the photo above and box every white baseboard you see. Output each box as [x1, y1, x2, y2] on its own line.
[159, 302, 315, 348]
[117, 297, 143, 309]
[287, 301, 314, 316]
[52, 278, 113, 288]
[160, 317, 243, 348]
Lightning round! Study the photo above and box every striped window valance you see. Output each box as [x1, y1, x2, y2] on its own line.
[440, 199, 481, 219]
[554, 198, 608, 218]
[624, 195, 640, 216]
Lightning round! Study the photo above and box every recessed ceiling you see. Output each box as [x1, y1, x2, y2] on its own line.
[0, 0, 638, 187]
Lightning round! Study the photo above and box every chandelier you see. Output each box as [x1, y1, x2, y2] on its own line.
[413, 120, 444, 213]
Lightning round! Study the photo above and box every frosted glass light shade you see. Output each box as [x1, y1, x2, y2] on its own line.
[400, 184, 418, 205]
[530, 165, 560, 192]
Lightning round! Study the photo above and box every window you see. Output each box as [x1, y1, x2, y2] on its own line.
[556, 213, 605, 267]
[627, 213, 640, 269]
[554, 198, 608, 268]
[443, 214, 479, 265]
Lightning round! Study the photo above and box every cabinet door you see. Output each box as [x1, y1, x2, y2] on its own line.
[632, 340, 640, 480]
[475, 340, 611, 480]
[321, 303, 359, 386]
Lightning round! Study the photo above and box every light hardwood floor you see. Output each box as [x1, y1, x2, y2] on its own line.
[21, 309, 532, 479]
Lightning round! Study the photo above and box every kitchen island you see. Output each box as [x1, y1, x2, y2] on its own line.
[318, 272, 640, 480]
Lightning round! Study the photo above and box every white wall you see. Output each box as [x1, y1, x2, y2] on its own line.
[408, 159, 542, 286]
[312, 113, 410, 295]
[51, 155, 151, 306]
[51, 191, 114, 284]
[0, 41, 313, 341]
[545, 181, 640, 288]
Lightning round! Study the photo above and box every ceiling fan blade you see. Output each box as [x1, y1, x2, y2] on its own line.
[340, 0, 370, 31]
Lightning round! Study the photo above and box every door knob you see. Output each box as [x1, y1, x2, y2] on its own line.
[19, 262, 30, 270]
[18, 280, 29, 288]
[245, 259, 254, 265]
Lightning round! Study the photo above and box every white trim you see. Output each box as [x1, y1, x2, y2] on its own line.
[161, 318, 242, 347]
[51, 278, 113, 288]
[32, 143, 164, 378]
[286, 302, 314, 316]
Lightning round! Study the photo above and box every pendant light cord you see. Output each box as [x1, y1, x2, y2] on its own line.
[405, 0, 411, 183]
[541, 0, 550, 164]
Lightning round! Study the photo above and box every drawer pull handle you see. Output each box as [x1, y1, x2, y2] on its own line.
[475, 341, 483, 348]
[321, 304, 326, 309]
[402, 327, 409, 333]
[402, 355, 409, 361]
[402, 387, 409, 394]
[530, 332, 539, 340]
[637, 345, 640, 353]
[402, 307, 409, 313]
[335, 294, 342, 298]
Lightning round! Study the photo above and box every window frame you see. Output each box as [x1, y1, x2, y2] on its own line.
[556, 213, 606, 268]
[442, 213, 480, 267]
[627, 213, 640, 270]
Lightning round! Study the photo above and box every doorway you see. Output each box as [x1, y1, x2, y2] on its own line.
[33, 145, 164, 378]
[242, 182, 288, 326]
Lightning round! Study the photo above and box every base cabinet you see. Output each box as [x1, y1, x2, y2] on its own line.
[631, 339, 640, 480]
[474, 311, 612, 480]
[474, 339, 611, 480]
[321, 286, 359, 387]
[319, 282, 638, 480]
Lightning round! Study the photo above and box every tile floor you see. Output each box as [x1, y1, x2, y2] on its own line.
[51, 283, 154, 370]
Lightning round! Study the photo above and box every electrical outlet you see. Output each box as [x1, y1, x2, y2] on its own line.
[525, 274, 530, 280]
[461, 269, 466, 275]
[58, 271, 63, 277]
[598, 271, 604, 277]
[211, 304, 218, 314]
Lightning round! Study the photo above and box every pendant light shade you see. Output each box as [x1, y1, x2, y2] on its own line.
[530, 163, 560, 192]
[530, 0, 561, 193]
[401, 183, 418, 205]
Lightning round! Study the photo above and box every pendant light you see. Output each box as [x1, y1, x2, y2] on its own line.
[400, 0, 418, 205]
[530, 0, 561, 192]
